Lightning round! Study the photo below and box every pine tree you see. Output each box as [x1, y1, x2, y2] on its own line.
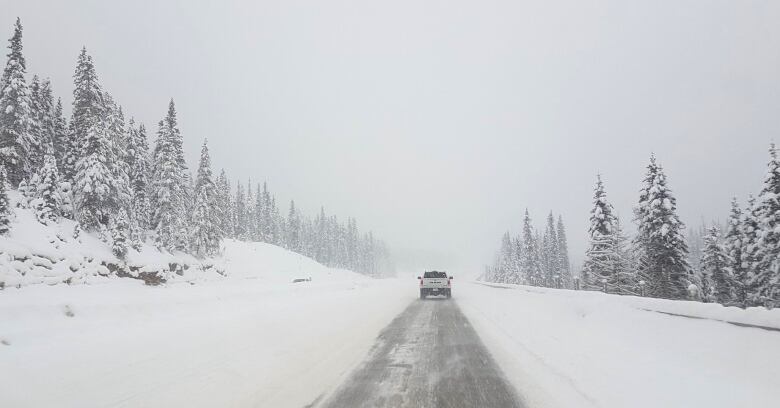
[0, 165, 10, 235]
[39, 80, 57, 156]
[71, 49, 122, 232]
[740, 195, 761, 304]
[634, 155, 691, 299]
[261, 182, 273, 242]
[542, 212, 559, 287]
[610, 216, 635, 293]
[27, 75, 45, 168]
[495, 231, 514, 283]
[749, 144, 780, 306]
[215, 169, 233, 238]
[233, 181, 246, 239]
[190, 140, 222, 257]
[700, 226, 734, 304]
[32, 154, 61, 224]
[127, 121, 151, 230]
[556, 216, 572, 288]
[150, 101, 188, 251]
[70, 47, 104, 154]
[582, 175, 619, 291]
[52, 98, 68, 176]
[723, 198, 747, 305]
[0, 18, 34, 185]
[74, 118, 121, 231]
[111, 208, 129, 260]
[103, 95, 131, 212]
[287, 200, 301, 252]
[520, 210, 542, 286]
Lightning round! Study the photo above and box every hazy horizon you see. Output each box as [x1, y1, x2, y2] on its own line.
[3, 0, 779, 275]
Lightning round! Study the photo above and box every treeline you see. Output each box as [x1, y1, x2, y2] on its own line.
[483, 153, 780, 309]
[483, 211, 573, 289]
[0, 19, 392, 276]
[571, 152, 779, 308]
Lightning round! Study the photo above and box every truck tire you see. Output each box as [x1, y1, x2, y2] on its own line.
[446, 289, 451, 299]
[420, 289, 427, 299]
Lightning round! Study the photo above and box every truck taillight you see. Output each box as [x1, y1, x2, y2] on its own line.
[448, 279, 451, 287]
[420, 278, 423, 287]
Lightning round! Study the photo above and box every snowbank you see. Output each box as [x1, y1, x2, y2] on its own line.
[458, 281, 780, 408]
[0, 192, 220, 288]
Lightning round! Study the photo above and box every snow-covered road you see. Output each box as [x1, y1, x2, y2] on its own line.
[320, 298, 524, 408]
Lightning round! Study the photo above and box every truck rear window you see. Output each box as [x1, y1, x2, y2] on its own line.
[423, 271, 447, 278]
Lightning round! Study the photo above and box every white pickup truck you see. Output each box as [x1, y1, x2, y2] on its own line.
[418, 271, 452, 299]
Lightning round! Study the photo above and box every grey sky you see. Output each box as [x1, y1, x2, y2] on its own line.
[3, 0, 779, 274]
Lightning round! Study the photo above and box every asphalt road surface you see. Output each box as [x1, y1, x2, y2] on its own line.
[319, 298, 525, 408]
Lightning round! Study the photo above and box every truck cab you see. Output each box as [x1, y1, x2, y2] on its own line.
[418, 271, 452, 299]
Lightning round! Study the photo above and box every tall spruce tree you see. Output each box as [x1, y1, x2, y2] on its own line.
[0, 18, 34, 185]
[582, 175, 619, 290]
[701, 226, 734, 304]
[52, 98, 69, 177]
[32, 154, 61, 224]
[749, 144, 780, 306]
[634, 155, 691, 299]
[723, 198, 747, 305]
[72, 50, 123, 232]
[215, 169, 233, 238]
[127, 121, 150, 230]
[190, 140, 222, 257]
[556, 215, 572, 288]
[287, 200, 301, 252]
[520, 209, 543, 286]
[0, 165, 10, 235]
[150, 101, 188, 251]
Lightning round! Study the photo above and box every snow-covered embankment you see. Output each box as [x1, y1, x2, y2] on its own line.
[0, 240, 411, 407]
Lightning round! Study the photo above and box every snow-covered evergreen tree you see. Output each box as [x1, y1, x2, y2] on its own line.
[520, 210, 543, 286]
[111, 208, 129, 260]
[556, 216, 572, 288]
[71, 49, 123, 232]
[70, 47, 104, 155]
[0, 165, 10, 235]
[103, 95, 131, 212]
[287, 200, 301, 252]
[634, 155, 691, 299]
[541, 212, 559, 287]
[73, 118, 120, 231]
[749, 144, 780, 306]
[190, 140, 222, 257]
[150, 101, 188, 251]
[700, 226, 733, 304]
[26, 75, 46, 168]
[32, 154, 60, 224]
[215, 169, 233, 238]
[0, 18, 34, 185]
[127, 121, 150, 230]
[52, 98, 68, 175]
[233, 181, 246, 239]
[495, 231, 514, 283]
[723, 198, 747, 306]
[582, 175, 619, 291]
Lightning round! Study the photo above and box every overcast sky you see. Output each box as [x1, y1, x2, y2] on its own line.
[3, 0, 779, 274]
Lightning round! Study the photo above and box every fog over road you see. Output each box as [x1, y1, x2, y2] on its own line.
[319, 298, 524, 408]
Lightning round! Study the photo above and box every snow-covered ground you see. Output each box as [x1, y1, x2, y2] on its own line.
[0, 191, 220, 289]
[457, 281, 780, 408]
[0, 240, 412, 408]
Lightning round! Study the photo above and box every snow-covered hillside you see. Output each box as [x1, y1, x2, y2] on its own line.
[0, 191, 223, 289]
[457, 282, 780, 408]
[0, 238, 411, 408]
